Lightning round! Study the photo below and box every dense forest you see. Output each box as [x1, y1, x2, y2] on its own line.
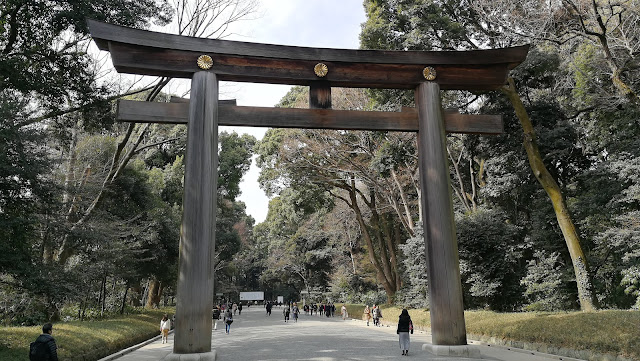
[1, 0, 639, 325]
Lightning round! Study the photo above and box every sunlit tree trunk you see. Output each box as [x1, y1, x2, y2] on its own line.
[503, 77, 597, 311]
[146, 278, 163, 308]
[344, 182, 397, 302]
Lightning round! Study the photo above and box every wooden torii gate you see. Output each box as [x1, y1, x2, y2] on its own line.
[88, 20, 528, 361]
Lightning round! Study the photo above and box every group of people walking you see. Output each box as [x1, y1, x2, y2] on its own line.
[227, 301, 414, 355]
[212, 302, 244, 334]
[282, 302, 300, 322]
[362, 304, 384, 327]
[303, 302, 336, 317]
[219, 302, 243, 333]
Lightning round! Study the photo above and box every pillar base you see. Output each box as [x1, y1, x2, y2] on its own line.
[162, 351, 217, 361]
[423, 344, 481, 358]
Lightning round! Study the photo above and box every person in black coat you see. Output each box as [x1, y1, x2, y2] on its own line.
[266, 302, 272, 316]
[30, 323, 58, 361]
[396, 309, 413, 356]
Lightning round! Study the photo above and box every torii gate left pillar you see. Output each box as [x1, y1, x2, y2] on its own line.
[167, 71, 218, 361]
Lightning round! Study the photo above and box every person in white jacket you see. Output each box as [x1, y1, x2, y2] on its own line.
[160, 314, 171, 344]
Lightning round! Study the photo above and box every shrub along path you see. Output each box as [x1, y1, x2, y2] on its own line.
[112, 306, 580, 361]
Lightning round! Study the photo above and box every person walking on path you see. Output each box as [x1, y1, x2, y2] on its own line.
[341, 304, 348, 320]
[224, 308, 233, 334]
[238, 303, 243, 315]
[397, 309, 413, 356]
[363, 305, 371, 326]
[160, 314, 171, 344]
[266, 302, 272, 316]
[232, 302, 238, 315]
[372, 305, 383, 326]
[283, 306, 290, 322]
[372, 305, 378, 326]
[29, 323, 58, 361]
[292, 303, 300, 323]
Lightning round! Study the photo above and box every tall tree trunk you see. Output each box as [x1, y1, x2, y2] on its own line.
[391, 168, 415, 236]
[101, 275, 107, 316]
[346, 185, 396, 301]
[120, 282, 129, 315]
[343, 218, 358, 275]
[502, 77, 598, 311]
[146, 278, 163, 308]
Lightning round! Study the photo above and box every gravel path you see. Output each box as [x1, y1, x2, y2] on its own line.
[110, 306, 582, 361]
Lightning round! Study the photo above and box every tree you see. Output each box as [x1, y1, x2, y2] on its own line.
[360, 0, 603, 311]
[256, 87, 421, 302]
[471, 0, 640, 310]
[456, 208, 524, 310]
[521, 250, 574, 311]
[0, 0, 172, 115]
[472, 0, 640, 104]
[501, 77, 597, 311]
[0, 0, 262, 322]
[398, 223, 429, 308]
[260, 192, 335, 298]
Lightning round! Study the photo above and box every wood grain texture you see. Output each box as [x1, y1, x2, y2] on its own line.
[89, 20, 528, 65]
[171, 96, 236, 105]
[88, 20, 529, 90]
[309, 82, 332, 109]
[105, 42, 516, 89]
[416, 82, 467, 346]
[117, 100, 503, 134]
[173, 72, 218, 354]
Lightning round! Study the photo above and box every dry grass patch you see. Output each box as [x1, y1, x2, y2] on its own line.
[0, 308, 173, 361]
[465, 310, 640, 360]
[340, 305, 639, 360]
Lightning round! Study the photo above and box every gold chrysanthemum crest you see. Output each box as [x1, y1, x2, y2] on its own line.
[197, 55, 213, 70]
[423, 66, 437, 81]
[314, 63, 328, 77]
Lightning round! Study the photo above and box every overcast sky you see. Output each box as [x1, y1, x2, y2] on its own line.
[222, 0, 367, 223]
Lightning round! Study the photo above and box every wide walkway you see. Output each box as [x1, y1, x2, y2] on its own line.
[111, 306, 585, 361]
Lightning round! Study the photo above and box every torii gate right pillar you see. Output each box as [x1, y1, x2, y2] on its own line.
[416, 81, 467, 346]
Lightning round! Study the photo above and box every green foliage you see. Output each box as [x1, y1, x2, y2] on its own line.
[0, 0, 172, 129]
[253, 188, 335, 300]
[456, 208, 525, 311]
[218, 131, 256, 200]
[360, 0, 494, 52]
[359, 290, 388, 307]
[0, 92, 51, 277]
[521, 251, 574, 311]
[570, 43, 600, 108]
[397, 224, 429, 308]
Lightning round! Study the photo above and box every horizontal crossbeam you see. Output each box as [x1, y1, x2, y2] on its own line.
[117, 100, 503, 134]
[88, 20, 528, 90]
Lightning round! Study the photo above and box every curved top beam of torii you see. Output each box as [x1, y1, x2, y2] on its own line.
[88, 20, 529, 90]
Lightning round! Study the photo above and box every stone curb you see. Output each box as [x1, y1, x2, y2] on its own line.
[97, 330, 172, 361]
